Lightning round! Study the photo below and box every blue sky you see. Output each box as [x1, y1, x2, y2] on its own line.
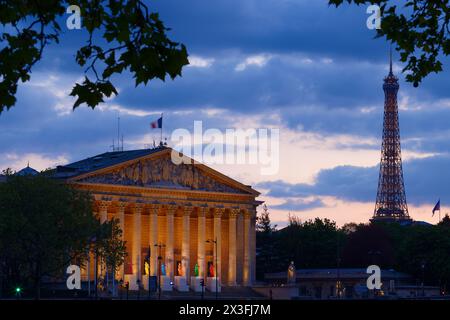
[1, 0, 449, 226]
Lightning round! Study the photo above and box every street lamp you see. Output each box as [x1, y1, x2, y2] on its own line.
[421, 260, 426, 297]
[145, 245, 151, 300]
[206, 237, 218, 300]
[119, 279, 123, 300]
[200, 278, 205, 300]
[89, 236, 99, 300]
[336, 233, 341, 299]
[154, 242, 165, 300]
[137, 279, 141, 300]
[86, 248, 91, 298]
[336, 256, 341, 299]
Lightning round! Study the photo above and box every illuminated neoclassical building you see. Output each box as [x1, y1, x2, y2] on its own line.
[54, 146, 261, 290]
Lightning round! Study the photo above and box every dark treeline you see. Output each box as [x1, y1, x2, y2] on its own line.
[0, 173, 126, 299]
[256, 205, 450, 291]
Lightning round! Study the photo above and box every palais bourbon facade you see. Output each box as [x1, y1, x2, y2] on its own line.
[54, 146, 261, 290]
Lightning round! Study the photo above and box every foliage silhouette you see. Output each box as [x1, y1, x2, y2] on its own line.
[0, 1, 189, 113]
[330, 0, 450, 87]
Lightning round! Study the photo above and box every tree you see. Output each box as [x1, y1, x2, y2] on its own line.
[287, 212, 302, 227]
[438, 214, 450, 227]
[0, 1, 189, 113]
[255, 214, 450, 292]
[256, 204, 277, 234]
[341, 223, 395, 268]
[1, 168, 14, 176]
[0, 174, 125, 299]
[341, 222, 450, 292]
[255, 204, 277, 279]
[341, 222, 360, 235]
[396, 224, 450, 292]
[329, 0, 450, 87]
[276, 217, 343, 270]
[93, 218, 127, 293]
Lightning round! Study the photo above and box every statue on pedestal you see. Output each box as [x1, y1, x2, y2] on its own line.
[209, 263, 215, 278]
[161, 263, 166, 276]
[144, 261, 150, 276]
[177, 261, 182, 276]
[287, 261, 296, 284]
[194, 263, 199, 277]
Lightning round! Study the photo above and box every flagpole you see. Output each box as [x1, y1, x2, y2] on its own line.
[160, 113, 163, 145]
[149, 117, 152, 149]
[439, 199, 441, 222]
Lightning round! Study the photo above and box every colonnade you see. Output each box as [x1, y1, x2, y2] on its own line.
[92, 201, 256, 288]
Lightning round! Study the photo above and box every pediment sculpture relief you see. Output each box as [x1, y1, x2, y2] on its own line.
[78, 157, 242, 193]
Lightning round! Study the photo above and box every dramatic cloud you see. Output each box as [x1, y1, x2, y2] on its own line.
[1, 0, 449, 225]
[271, 198, 327, 211]
[257, 154, 450, 207]
[188, 55, 215, 68]
[235, 54, 272, 72]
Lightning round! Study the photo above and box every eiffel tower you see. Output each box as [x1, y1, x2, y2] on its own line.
[372, 52, 412, 223]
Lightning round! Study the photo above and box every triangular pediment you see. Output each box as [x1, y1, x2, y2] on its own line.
[69, 149, 257, 195]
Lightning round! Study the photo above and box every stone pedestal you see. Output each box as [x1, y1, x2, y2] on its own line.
[142, 275, 157, 292]
[190, 276, 203, 292]
[160, 275, 173, 291]
[142, 275, 157, 291]
[206, 277, 221, 293]
[142, 275, 149, 290]
[124, 274, 139, 291]
[174, 276, 189, 292]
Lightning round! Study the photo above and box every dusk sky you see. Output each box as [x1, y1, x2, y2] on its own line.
[1, 0, 449, 227]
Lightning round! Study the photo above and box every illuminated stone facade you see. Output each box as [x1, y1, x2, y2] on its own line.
[56, 147, 261, 289]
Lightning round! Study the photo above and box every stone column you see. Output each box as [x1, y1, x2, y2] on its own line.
[98, 201, 109, 278]
[117, 202, 126, 280]
[182, 206, 191, 280]
[99, 201, 108, 223]
[149, 204, 159, 276]
[132, 203, 143, 285]
[197, 207, 206, 278]
[228, 209, 238, 286]
[243, 209, 251, 286]
[166, 205, 176, 279]
[213, 208, 223, 283]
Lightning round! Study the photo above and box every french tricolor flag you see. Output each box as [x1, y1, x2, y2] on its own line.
[432, 199, 440, 216]
[150, 116, 162, 129]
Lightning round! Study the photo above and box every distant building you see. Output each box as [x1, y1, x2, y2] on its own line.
[261, 268, 440, 299]
[0, 163, 39, 179]
[15, 164, 39, 176]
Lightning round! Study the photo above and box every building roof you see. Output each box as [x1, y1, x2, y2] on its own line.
[47, 145, 261, 196]
[265, 268, 411, 281]
[15, 165, 39, 176]
[53, 146, 166, 179]
[412, 220, 433, 226]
